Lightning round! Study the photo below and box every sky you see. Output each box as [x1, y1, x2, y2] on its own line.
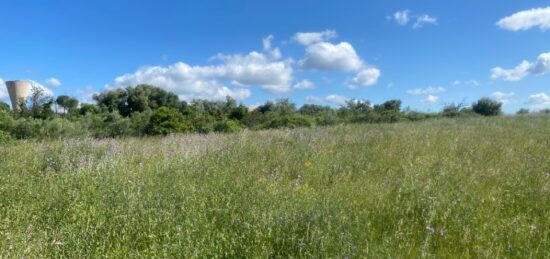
[0, 0, 549, 113]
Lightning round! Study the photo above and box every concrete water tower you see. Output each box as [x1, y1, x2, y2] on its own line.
[5, 80, 32, 111]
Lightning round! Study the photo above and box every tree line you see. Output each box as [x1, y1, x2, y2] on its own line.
[0, 84, 545, 141]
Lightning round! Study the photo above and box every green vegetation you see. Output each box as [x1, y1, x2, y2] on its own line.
[2, 84, 536, 140]
[472, 98, 503, 116]
[1, 116, 549, 257]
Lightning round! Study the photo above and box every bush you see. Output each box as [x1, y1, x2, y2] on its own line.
[13, 118, 43, 139]
[262, 115, 315, 129]
[146, 107, 191, 135]
[472, 98, 502, 116]
[213, 120, 243, 133]
[0, 130, 11, 143]
[41, 118, 85, 139]
[0, 101, 10, 113]
[516, 108, 530, 115]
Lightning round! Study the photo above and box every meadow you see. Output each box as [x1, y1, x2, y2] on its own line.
[0, 116, 549, 258]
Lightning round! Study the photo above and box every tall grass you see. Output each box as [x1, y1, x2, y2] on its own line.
[1, 116, 549, 257]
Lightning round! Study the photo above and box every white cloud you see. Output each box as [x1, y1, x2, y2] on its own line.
[422, 95, 439, 104]
[467, 80, 480, 86]
[45, 77, 62, 87]
[406, 86, 446, 95]
[491, 52, 550, 81]
[453, 80, 480, 86]
[491, 91, 515, 104]
[295, 30, 381, 88]
[76, 85, 98, 104]
[413, 15, 437, 29]
[306, 94, 349, 106]
[491, 61, 531, 81]
[325, 94, 349, 106]
[299, 42, 364, 72]
[109, 50, 293, 101]
[293, 30, 337, 46]
[528, 92, 550, 110]
[390, 11, 437, 29]
[393, 10, 411, 25]
[29, 80, 54, 96]
[263, 35, 274, 51]
[348, 68, 381, 88]
[497, 7, 550, 31]
[0, 78, 8, 100]
[294, 79, 315, 90]
[492, 91, 515, 99]
[262, 34, 282, 60]
[528, 92, 550, 103]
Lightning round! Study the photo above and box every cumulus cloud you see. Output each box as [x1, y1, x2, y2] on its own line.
[299, 42, 364, 72]
[497, 7, 550, 31]
[348, 68, 381, 88]
[108, 50, 293, 101]
[306, 94, 349, 106]
[528, 92, 550, 110]
[413, 15, 438, 29]
[406, 86, 446, 95]
[295, 30, 381, 88]
[422, 95, 439, 104]
[393, 10, 411, 25]
[293, 79, 315, 90]
[491, 91, 515, 104]
[491, 52, 550, 81]
[293, 30, 337, 46]
[45, 77, 62, 87]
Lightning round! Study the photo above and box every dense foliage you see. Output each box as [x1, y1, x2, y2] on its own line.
[1, 84, 543, 140]
[1, 117, 549, 257]
[472, 98, 503, 116]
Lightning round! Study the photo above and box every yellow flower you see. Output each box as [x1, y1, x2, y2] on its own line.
[304, 161, 313, 169]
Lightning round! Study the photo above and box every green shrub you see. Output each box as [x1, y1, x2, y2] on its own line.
[516, 108, 530, 115]
[213, 120, 243, 133]
[41, 118, 85, 139]
[146, 107, 192, 135]
[472, 98, 502, 116]
[0, 130, 11, 143]
[262, 115, 315, 129]
[0, 101, 10, 113]
[13, 118, 43, 139]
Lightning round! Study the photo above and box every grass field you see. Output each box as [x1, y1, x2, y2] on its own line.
[1, 116, 549, 257]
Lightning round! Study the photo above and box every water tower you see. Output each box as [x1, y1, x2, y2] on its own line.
[5, 80, 32, 111]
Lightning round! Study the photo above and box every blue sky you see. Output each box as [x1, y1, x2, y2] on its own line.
[1, 0, 549, 112]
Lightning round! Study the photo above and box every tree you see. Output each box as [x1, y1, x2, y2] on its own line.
[146, 107, 192, 135]
[126, 84, 181, 115]
[79, 103, 102, 115]
[27, 86, 54, 119]
[56, 95, 79, 113]
[377, 99, 401, 112]
[472, 98, 502, 116]
[93, 88, 127, 113]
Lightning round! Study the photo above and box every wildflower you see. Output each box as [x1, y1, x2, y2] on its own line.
[304, 161, 313, 169]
